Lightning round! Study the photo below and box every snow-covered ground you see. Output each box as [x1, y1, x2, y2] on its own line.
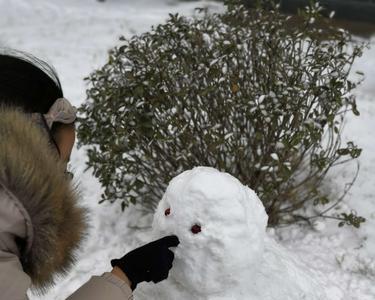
[0, 0, 374, 299]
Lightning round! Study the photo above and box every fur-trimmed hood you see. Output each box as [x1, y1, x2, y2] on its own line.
[0, 107, 87, 293]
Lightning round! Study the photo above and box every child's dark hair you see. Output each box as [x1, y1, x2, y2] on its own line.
[0, 50, 63, 113]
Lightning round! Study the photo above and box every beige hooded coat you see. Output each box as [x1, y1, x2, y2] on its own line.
[0, 108, 133, 300]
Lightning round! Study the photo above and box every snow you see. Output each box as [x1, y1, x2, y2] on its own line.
[136, 167, 329, 300]
[147, 167, 267, 297]
[0, 1, 374, 299]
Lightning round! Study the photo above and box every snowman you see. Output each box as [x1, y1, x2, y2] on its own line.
[135, 167, 337, 300]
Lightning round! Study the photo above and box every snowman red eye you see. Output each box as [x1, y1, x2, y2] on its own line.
[164, 208, 171, 216]
[191, 224, 201, 234]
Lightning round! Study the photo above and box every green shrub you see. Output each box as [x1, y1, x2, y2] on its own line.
[78, 0, 365, 227]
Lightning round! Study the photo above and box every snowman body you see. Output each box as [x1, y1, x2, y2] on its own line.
[135, 167, 330, 300]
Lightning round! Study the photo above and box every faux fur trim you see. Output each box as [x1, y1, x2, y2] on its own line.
[0, 107, 88, 293]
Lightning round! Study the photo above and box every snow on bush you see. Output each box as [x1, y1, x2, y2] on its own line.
[78, 0, 365, 227]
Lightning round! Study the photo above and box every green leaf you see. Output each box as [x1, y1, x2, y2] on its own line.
[337, 148, 350, 156]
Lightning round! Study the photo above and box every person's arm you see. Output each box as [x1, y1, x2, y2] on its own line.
[0, 183, 176, 300]
[66, 271, 134, 300]
[111, 266, 133, 287]
[67, 236, 179, 300]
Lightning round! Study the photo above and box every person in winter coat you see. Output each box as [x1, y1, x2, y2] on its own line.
[0, 51, 179, 300]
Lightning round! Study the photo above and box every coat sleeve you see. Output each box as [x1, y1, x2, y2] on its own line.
[67, 272, 133, 300]
[0, 248, 133, 300]
[0, 253, 134, 300]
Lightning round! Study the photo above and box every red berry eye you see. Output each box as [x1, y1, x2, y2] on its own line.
[165, 208, 171, 216]
[191, 224, 201, 234]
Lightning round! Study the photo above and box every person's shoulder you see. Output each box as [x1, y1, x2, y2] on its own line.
[0, 106, 88, 292]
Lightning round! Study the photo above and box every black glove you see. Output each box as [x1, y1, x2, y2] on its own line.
[111, 235, 180, 290]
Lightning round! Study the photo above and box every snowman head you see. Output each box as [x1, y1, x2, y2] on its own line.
[152, 167, 268, 295]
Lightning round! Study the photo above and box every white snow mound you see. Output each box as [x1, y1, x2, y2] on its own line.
[135, 167, 334, 300]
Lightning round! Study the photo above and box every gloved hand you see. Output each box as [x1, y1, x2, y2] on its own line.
[111, 235, 180, 290]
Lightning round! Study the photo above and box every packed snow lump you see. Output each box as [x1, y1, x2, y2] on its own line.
[135, 167, 335, 300]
